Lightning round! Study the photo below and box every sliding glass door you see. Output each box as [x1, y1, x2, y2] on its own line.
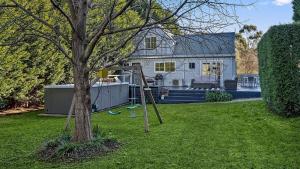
[200, 61, 222, 85]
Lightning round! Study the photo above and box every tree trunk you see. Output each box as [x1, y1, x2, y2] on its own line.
[72, 25, 92, 142]
[68, 0, 92, 143]
[73, 56, 93, 142]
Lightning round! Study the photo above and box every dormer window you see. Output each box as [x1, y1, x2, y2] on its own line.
[145, 37, 157, 49]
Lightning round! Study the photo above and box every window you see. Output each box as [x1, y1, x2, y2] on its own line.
[132, 62, 141, 68]
[189, 62, 195, 69]
[210, 62, 221, 76]
[165, 62, 175, 72]
[155, 62, 165, 72]
[201, 62, 221, 76]
[145, 37, 157, 49]
[202, 63, 210, 76]
[155, 62, 175, 72]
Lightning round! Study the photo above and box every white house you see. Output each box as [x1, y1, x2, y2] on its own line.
[128, 27, 237, 88]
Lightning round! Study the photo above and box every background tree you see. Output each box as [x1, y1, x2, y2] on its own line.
[236, 24, 262, 74]
[131, 0, 181, 34]
[0, 2, 71, 108]
[293, 0, 300, 22]
[0, 0, 246, 143]
[0, 1, 180, 109]
[0, 44, 68, 108]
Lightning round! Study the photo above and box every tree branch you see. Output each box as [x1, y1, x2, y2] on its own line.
[85, 0, 135, 60]
[10, 0, 70, 44]
[29, 32, 74, 64]
[100, 0, 188, 36]
[88, 0, 153, 71]
[0, 4, 17, 8]
[50, 0, 77, 33]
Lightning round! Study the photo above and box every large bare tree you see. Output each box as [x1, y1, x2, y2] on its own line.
[0, 0, 247, 142]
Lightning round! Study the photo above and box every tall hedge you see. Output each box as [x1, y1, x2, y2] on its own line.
[258, 24, 300, 116]
[293, 0, 300, 22]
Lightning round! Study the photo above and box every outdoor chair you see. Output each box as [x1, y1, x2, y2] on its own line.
[191, 76, 219, 89]
[224, 79, 238, 90]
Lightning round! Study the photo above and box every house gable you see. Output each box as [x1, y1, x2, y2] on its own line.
[132, 26, 175, 56]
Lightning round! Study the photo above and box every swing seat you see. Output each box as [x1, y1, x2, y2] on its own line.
[127, 107, 137, 118]
[107, 110, 121, 115]
[129, 111, 137, 118]
[126, 105, 138, 109]
[127, 104, 141, 109]
[127, 104, 140, 118]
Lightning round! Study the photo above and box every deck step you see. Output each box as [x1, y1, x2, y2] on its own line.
[168, 93, 205, 97]
[159, 89, 207, 103]
[160, 100, 204, 104]
[168, 90, 207, 94]
[164, 96, 205, 101]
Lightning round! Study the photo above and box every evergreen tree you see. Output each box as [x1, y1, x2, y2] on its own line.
[0, 40, 68, 108]
[0, 0, 140, 108]
[0, 2, 70, 108]
[131, 0, 181, 34]
[293, 0, 300, 22]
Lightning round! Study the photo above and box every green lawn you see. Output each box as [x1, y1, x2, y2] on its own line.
[0, 101, 299, 169]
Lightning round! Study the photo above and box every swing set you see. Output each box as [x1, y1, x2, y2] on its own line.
[97, 65, 163, 132]
[64, 14, 162, 132]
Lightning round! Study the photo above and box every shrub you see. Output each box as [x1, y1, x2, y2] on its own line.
[37, 126, 120, 162]
[205, 91, 233, 102]
[0, 98, 8, 111]
[258, 24, 300, 116]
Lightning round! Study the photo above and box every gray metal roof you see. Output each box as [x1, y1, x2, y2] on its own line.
[173, 32, 235, 55]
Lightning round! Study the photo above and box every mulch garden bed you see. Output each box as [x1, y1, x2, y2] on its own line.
[0, 106, 43, 116]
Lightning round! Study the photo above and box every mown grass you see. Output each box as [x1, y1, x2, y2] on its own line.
[0, 101, 299, 169]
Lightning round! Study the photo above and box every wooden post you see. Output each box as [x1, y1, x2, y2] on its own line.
[64, 77, 100, 131]
[140, 68, 163, 124]
[136, 68, 149, 132]
[71, 65, 162, 133]
[64, 96, 75, 131]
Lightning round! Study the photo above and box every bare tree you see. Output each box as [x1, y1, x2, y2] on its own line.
[0, 0, 248, 142]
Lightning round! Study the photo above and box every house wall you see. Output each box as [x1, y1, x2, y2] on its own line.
[130, 27, 237, 88]
[129, 57, 236, 88]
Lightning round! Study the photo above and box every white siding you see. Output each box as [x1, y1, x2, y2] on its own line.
[129, 57, 236, 87]
[130, 27, 237, 88]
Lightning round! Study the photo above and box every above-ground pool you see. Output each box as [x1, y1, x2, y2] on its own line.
[44, 82, 129, 115]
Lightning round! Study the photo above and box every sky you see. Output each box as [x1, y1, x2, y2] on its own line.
[228, 0, 294, 33]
